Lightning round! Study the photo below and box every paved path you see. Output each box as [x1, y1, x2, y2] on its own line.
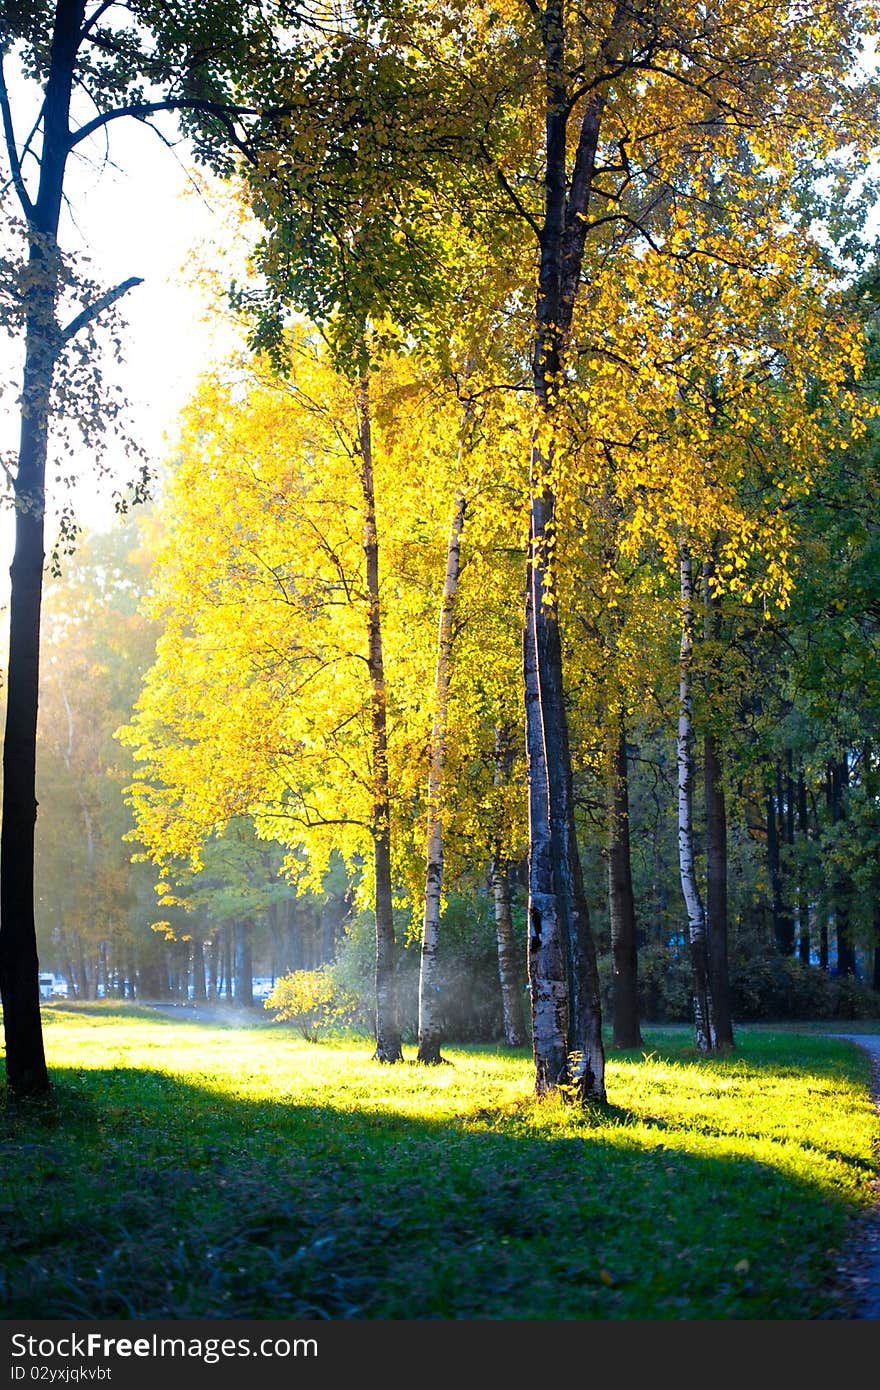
[821, 1034, 880, 1319]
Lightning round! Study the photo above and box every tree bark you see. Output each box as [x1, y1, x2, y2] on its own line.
[797, 770, 810, 964]
[524, 583, 569, 1091]
[830, 757, 856, 976]
[704, 729, 734, 1048]
[776, 762, 795, 954]
[417, 487, 467, 1064]
[491, 857, 528, 1047]
[357, 368, 402, 1062]
[606, 712, 641, 1049]
[702, 562, 734, 1049]
[0, 1, 86, 1095]
[192, 936, 207, 1002]
[491, 728, 528, 1048]
[234, 922, 253, 1007]
[677, 546, 716, 1053]
[523, 0, 615, 1103]
[767, 783, 785, 952]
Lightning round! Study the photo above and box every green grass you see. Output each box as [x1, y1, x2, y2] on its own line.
[1, 1003, 877, 1319]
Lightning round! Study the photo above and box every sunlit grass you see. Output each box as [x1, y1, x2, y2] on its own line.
[1, 1003, 877, 1319]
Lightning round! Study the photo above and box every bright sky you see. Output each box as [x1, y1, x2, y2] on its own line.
[1, 103, 244, 580]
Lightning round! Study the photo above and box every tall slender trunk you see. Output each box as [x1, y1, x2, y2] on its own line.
[0, 30, 75, 1089]
[491, 728, 528, 1048]
[191, 936, 207, 1002]
[767, 783, 784, 951]
[830, 756, 856, 976]
[357, 368, 402, 1062]
[677, 546, 716, 1053]
[233, 922, 253, 1007]
[223, 924, 233, 1003]
[704, 729, 734, 1048]
[1, 0, 144, 1093]
[417, 488, 467, 1063]
[523, 0, 615, 1103]
[606, 712, 641, 1049]
[524, 583, 569, 1091]
[702, 560, 734, 1049]
[776, 762, 795, 954]
[797, 770, 810, 964]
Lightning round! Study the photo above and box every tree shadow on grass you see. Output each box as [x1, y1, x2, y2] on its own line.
[0, 1061, 859, 1322]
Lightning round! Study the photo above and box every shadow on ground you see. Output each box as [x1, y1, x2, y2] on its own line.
[0, 1048, 860, 1320]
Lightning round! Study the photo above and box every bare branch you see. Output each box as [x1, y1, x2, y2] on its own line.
[80, 1, 119, 41]
[492, 159, 542, 238]
[0, 55, 34, 217]
[67, 98, 266, 162]
[61, 274, 143, 342]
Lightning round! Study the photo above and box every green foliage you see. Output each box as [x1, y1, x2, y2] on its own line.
[728, 938, 880, 1023]
[597, 940, 880, 1026]
[330, 894, 513, 1044]
[264, 969, 356, 1042]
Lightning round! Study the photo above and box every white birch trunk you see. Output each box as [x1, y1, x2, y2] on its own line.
[491, 727, 528, 1048]
[417, 486, 467, 1064]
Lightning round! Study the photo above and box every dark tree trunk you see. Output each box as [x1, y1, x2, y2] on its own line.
[357, 368, 402, 1063]
[767, 786, 785, 952]
[418, 487, 466, 1065]
[223, 925, 233, 1003]
[191, 937, 207, 1002]
[830, 758, 856, 976]
[138, 960, 162, 1000]
[819, 905, 829, 973]
[797, 770, 811, 964]
[0, 164, 63, 1095]
[606, 713, 641, 1049]
[776, 762, 795, 954]
[677, 547, 715, 1052]
[234, 922, 253, 1007]
[1, 0, 104, 1093]
[524, 584, 569, 1091]
[704, 729, 734, 1049]
[701, 559, 734, 1048]
[523, 0, 614, 1102]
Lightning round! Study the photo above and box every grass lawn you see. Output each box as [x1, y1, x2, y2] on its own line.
[1, 1002, 878, 1320]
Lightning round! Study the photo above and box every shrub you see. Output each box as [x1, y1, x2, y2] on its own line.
[598, 935, 880, 1026]
[597, 945, 692, 1024]
[264, 969, 357, 1042]
[330, 895, 512, 1044]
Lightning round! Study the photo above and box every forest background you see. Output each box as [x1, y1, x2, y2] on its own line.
[3, 0, 880, 1093]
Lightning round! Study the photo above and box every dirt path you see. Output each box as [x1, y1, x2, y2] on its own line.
[821, 1034, 880, 1319]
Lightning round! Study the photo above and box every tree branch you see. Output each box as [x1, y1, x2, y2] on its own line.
[493, 160, 542, 237]
[67, 97, 266, 158]
[80, 1, 119, 41]
[0, 55, 34, 218]
[61, 274, 143, 342]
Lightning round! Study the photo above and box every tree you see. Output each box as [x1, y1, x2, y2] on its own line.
[0, 0, 291, 1093]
